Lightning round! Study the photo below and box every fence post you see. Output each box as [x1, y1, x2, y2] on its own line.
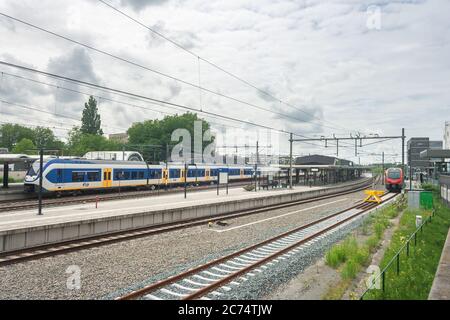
[407, 241, 410, 256]
[414, 233, 417, 246]
[396, 255, 400, 275]
[382, 272, 385, 292]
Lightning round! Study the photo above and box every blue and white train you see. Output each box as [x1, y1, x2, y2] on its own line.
[24, 158, 256, 194]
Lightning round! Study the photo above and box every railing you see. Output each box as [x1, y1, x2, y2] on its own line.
[360, 209, 436, 300]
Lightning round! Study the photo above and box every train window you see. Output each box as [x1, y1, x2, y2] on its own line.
[138, 171, 145, 179]
[124, 172, 130, 180]
[114, 171, 122, 180]
[87, 172, 99, 182]
[170, 169, 180, 178]
[131, 171, 138, 180]
[72, 172, 85, 182]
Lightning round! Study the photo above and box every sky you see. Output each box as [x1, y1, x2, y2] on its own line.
[0, 0, 449, 164]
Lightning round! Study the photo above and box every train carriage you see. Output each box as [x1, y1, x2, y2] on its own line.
[24, 158, 257, 194]
[385, 167, 404, 192]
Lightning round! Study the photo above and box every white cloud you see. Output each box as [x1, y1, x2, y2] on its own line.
[0, 0, 448, 163]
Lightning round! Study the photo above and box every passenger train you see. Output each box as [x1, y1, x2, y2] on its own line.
[385, 167, 404, 192]
[23, 158, 258, 194]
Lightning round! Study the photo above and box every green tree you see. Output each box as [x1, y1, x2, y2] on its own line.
[12, 138, 36, 154]
[0, 124, 35, 150]
[127, 112, 213, 162]
[81, 96, 103, 135]
[67, 127, 122, 156]
[33, 126, 61, 149]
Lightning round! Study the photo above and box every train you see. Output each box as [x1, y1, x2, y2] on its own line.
[23, 157, 262, 194]
[385, 167, 404, 192]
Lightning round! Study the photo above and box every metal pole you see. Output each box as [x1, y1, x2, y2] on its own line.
[336, 139, 339, 157]
[2, 162, 8, 188]
[382, 151, 385, 185]
[355, 138, 357, 157]
[402, 128, 405, 187]
[254, 141, 258, 192]
[184, 162, 187, 199]
[289, 133, 293, 189]
[38, 148, 43, 215]
[409, 146, 412, 191]
[217, 171, 220, 195]
[166, 144, 169, 191]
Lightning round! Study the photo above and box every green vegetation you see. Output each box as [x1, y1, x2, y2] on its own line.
[127, 112, 213, 161]
[80, 96, 103, 135]
[11, 138, 36, 154]
[421, 183, 439, 193]
[0, 177, 19, 183]
[323, 198, 405, 299]
[364, 193, 450, 300]
[0, 96, 212, 161]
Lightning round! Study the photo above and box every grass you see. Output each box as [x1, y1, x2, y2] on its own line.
[322, 196, 406, 299]
[0, 177, 19, 183]
[363, 194, 450, 300]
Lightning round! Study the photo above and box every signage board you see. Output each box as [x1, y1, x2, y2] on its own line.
[219, 172, 228, 184]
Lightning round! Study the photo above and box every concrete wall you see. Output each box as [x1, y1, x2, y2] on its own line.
[0, 171, 26, 180]
[0, 178, 372, 253]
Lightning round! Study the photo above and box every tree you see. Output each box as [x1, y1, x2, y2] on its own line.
[33, 127, 60, 149]
[67, 127, 122, 156]
[0, 124, 35, 150]
[81, 96, 103, 135]
[12, 138, 36, 155]
[127, 112, 214, 162]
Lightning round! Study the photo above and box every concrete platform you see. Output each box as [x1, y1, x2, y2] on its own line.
[0, 183, 28, 201]
[429, 228, 450, 300]
[0, 178, 371, 253]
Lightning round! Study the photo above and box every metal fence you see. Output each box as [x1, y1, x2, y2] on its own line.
[360, 209, 436, 300]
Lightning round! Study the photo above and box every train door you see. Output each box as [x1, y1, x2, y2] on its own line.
[240, 168, 244, 179]
[162, 168, 168, 185]
[205, 169, 210, 182]
[103, 168, 112, 187]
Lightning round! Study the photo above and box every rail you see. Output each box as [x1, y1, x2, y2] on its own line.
[360, 207, 436, 300]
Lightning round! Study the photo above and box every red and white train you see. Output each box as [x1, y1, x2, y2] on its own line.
[385, 167, 404, 192]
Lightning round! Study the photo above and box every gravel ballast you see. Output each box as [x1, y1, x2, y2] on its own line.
[0, 188, 370, 299]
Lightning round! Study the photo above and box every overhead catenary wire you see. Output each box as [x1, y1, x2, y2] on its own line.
[96, 0, 359, 135]
[0, 70, 285, 136]
[0, 11, 349, 133]
[0, 60, 314, 139]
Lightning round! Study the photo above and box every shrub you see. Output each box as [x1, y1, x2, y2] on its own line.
[342, 258, 359, 279]
[366, 235, 380, 252]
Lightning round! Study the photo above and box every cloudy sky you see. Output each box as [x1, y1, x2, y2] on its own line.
[0, 0, 449, 164]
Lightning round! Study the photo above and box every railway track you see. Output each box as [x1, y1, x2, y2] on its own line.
[117, 192, 397, 300]
[0, 179, 374, 267]
[0, 181, 253, 212]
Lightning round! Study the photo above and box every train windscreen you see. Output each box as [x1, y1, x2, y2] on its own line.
[387, 170, 401, 179]
[26, 160, 47, 176]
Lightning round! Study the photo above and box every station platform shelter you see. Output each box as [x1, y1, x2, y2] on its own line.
[277, 154, 367, 187]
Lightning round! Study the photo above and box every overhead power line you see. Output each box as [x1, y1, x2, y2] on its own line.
[0, 60, 317, 139]
[97, 0, 358, 135]
[0, 11, 347, 133]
